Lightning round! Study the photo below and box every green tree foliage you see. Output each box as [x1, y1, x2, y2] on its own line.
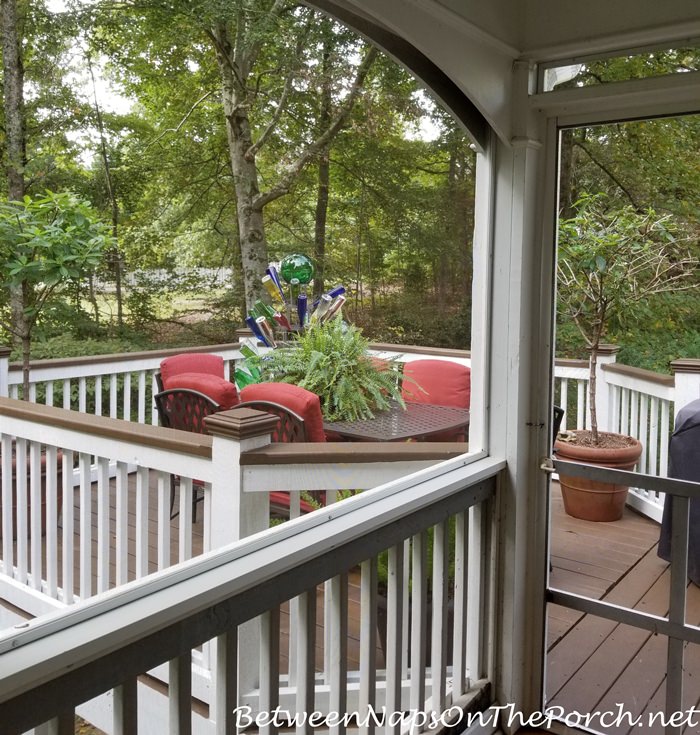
[556, 51, 700, 369]
[557, 193, 697, 439]
[73, 0, 475, 344]
[0, 190, 112, 393]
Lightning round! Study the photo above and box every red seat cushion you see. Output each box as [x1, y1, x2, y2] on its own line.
[165, 372, 239, 409]
[401, 360, 470, 441]
[160, 353, 225, 388]
[401, 360, 471, 408]
[239, 383, 326, 442]
[269, 491, 316, 515]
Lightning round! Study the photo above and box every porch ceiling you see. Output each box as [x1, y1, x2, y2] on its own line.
[317, 0, 700, 143]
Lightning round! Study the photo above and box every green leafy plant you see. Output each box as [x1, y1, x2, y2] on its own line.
[557, 193, 697, 443]
[257, 319, 407, 421]
[0, 191, 112, 397]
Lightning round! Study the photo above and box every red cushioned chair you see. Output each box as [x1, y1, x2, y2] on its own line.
[154, 387, 224, 521]
[239, 383, 327, 515]
[239, 383, 327, 442]
[401, 359, 471, 441]
[154, 374, 238, 521]
[157, 353, 226, 391]
[164, 372, 239, 409]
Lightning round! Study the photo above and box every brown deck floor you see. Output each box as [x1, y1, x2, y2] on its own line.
[2, 480, 381, 675]
[547, 482, 700, 734]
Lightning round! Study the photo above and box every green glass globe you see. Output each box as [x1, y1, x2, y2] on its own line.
[280, 253, 314, 285]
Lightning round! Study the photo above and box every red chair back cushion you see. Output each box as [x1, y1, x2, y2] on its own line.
[402, 360, 471, 408]
[160, 353, 225, 388]
[239, 383, 326, 442]
[165, 372, 239, 409]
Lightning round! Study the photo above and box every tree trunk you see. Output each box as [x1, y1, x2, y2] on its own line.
[213, 25, 267, 311]
[88, 274, 100, 324]
[313, 148, 330, 298]
[2, 0, 31, 399]
[589, 346, 599, 444]
[559, 128, 577, 219]
[313, 37, 333, 299]
[1, 0, 25, 202]
[88, 54, 124, 328]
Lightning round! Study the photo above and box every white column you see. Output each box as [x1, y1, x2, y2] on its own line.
[670, 359, 700, 417]
[203, 407, 279, 713]
[0, 346, 11, 398]
[205, 407, 278, 547]
[486, 59, 556, 725]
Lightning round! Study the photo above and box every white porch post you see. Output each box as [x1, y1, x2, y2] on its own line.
[204, 407, 277, 547]
[0, 346, 11, 398]
[591, 344, 619, 432]
[203, 407, 279, 708]
[486, 59, 557, 726]
[670, 359, 700, 417]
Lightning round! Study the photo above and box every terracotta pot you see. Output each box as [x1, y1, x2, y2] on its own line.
[554, 434, 643, 522]
[0, 446, 64, 539]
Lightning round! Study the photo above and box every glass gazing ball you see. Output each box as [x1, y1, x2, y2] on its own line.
[280, 253, 314, 285]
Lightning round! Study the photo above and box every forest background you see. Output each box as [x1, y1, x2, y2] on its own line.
[0, 0, 698, 373]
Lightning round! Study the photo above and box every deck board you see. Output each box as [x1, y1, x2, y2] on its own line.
[547, 483, 700, 732]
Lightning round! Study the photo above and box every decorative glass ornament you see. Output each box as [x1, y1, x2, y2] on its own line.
[280, 253, 314, 285]
[297, 293, 308, 327]
[246, 316, 267, 345]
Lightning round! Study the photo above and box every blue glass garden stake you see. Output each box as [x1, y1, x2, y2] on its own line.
[246, 315, 269, 346]
[297, 293, 308, 328]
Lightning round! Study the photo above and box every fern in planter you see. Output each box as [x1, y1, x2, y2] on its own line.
[256, 319, 406, 421]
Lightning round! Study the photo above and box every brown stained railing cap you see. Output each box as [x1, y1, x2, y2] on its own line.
[594, 344, 620, 356]
[203, 407, 280, 441]
[671, 358, 700, 374]
[7, 341, 243, 372]
[369, 342, 470, 359]
[602, 362, 675, 386]
[0, 346, 12, 358]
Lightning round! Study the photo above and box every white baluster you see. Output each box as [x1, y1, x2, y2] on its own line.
[97, 456, 111, 593]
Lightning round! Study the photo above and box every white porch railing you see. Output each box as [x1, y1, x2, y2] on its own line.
[0, 398, 499, 734]
[0, 398, 214, 619]
[0, 340, 698, 523]
[2, 342, 247, 424]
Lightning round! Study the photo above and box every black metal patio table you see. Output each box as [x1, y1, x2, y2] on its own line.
[323, 401, 470, 442]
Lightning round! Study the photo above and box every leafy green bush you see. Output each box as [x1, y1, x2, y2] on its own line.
[257, 319, 406, 421]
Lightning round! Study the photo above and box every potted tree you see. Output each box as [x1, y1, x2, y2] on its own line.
[555, 194, 696, 521]
[0, 191, 111, 536]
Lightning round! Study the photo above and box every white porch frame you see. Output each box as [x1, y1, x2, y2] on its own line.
[532, 56, 700, 735]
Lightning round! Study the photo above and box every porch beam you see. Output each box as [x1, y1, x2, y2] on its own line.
[532, 70, 700, 127]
